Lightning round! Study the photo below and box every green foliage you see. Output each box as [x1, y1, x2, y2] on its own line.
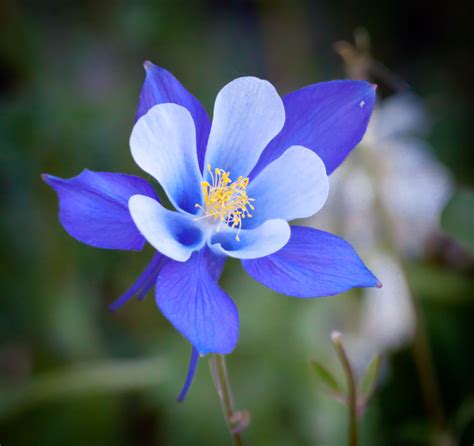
[310, 360, 343, 395]
[0, 357, 169, 420]
[442, 188, 474, 254]
[360, 355, 381, 400]
[0, 0, 472, 445]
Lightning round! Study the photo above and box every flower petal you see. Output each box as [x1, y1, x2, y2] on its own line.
[210, 219, 291, 259]
[242, 226, 380, 297]
[109, 252, 170, 311]
[42, 170, 157, 250]
[155, 249, 238, 354]
[129, 195, 205, 262]
[204, 77, 285, 179]
[130, 103, 203, 214]
[177, 346, 200, 402]
[251, 80, 376, 178]
[136, 61, 211, 170]
[245, 145, 329, 228]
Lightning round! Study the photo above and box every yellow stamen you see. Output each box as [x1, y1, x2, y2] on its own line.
[195, 165, 254, 241]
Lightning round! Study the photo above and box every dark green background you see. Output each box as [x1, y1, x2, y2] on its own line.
[1, 0, 473, 445]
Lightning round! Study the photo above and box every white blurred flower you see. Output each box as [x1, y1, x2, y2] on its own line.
[312, 93, 453, 257]
[307, 92, 453, 358]
[365, 92, 429, 142]
[312, 158, 378, 250]
[365, 93, 454, 256]
[348, 252, 416, 372]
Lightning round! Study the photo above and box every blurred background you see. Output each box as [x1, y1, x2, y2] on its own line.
[1, 0, 473, 445]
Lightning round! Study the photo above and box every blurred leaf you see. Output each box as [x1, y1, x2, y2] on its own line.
[0, 356, 169, 420]
[398, 419, 433, 445]
[310, 360, 342, 394]
[441, 188, 474, 254]
[453, 396, 474, 439]
[405, 262, 473, 303]
[360, 355, 381, 399]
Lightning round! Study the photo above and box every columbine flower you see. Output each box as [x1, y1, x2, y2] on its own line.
[43, 61, 380, 399]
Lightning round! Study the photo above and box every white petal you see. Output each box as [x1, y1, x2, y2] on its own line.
[246, 146, 329, 228]
[204, 77, 285, 179]
[209, 219, 290, 259]
[130, 103, 203, 214]
[129, 195, 205, 262]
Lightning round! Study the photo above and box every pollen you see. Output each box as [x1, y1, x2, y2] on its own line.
[195, 164, 255, 241]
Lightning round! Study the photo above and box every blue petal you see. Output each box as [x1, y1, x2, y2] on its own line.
[177, 346, 200, 402]
[210, 219, 291, 259]
[242, 226, 380, 297]
[130, 103, 203, 214]
[109, 252, 169, 311]
[245, 146, 328, 228]
[155, 249, 238, 354]
[42, 170, 157, 250]
[129, 195, 205, 262]
[251, 81, 376, 178]
[204, 77, 285, 179]
[136, 61, 211, 170]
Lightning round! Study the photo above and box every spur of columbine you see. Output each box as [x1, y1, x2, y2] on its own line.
[43, 61, 380, 399]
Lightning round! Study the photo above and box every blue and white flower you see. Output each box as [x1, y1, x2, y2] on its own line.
[43, 61, 380, 399]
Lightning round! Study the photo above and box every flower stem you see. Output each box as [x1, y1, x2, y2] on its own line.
[331, 332, 358, 446]
[209, 354, 244, 446]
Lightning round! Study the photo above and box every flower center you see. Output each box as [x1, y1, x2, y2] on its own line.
[195, 164, 254, 241]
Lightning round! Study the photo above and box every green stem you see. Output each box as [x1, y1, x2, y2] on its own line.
[209, 354, 244, 446]
[332, 332, 358, 446]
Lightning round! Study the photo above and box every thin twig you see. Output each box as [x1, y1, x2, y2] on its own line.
[331, 332, 358, 446]
[209, 354, 244, 446]
[334, 31, 454, 443]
